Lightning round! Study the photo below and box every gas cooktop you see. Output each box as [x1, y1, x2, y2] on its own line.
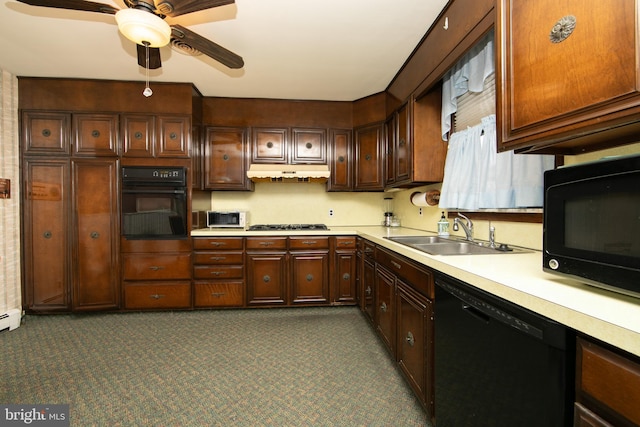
[247, 224, 329, 231]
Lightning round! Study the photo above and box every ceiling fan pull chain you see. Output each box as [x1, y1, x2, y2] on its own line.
[143, 42, 153, 97]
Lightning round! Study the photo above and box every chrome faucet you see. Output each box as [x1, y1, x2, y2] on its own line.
[453, 213, 474, 241]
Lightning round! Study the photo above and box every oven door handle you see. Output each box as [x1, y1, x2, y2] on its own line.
[122, 189, 186, 195]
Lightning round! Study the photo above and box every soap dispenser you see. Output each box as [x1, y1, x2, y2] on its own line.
[437, 212, 450, 236]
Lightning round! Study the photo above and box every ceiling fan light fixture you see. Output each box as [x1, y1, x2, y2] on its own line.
[115, 8, 171, 48]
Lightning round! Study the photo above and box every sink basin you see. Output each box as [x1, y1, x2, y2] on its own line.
[385, 236, 529, 256]
[384, 236, 449, 245]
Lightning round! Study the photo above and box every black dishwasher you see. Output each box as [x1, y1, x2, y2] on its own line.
[434, 274, 574, 427]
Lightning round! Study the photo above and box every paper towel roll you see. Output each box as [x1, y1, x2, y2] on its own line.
[410, 190, 440, 207]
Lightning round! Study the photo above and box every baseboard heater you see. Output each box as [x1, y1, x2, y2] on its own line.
[0, 309, 21, 332]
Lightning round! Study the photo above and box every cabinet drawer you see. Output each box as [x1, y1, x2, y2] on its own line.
[124, 282, 191, 309]
[246, 237, 288, 250]
[376, 247, 433, 298]
[193, 251, 243, 265]
[363, 239, 376, 260]
[193, 237, 244, 251]
[289, 236, 329, 250]
[193, 265, 243, 280]
[334, 236, 356, 249]
[194, 282, 244, 307]
[123, 253, 192, 280]
[577, 337, 640, 426]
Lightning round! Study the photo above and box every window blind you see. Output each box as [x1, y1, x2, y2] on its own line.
[453, 73, 495, 132]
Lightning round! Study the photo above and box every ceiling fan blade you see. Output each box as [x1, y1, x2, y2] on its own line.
[158, 0, 234, 18]
[16, 0, 119, 14]
[136, 45, 162, 69]
[171, 25, 243, 69]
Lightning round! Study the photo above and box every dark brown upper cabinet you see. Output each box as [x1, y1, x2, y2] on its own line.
[204, 126, 253, 191]
[496, 0, 640, 154]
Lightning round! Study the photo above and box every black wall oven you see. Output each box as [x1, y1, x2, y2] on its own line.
[121, 166, 188, 239]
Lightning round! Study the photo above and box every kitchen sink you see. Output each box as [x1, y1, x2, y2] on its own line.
[385, 236, 530, 256]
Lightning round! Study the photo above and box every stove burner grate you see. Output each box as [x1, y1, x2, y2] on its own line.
[248, 224, 329, 231]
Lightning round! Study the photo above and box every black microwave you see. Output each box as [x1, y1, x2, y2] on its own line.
[543, 154, 640, 298]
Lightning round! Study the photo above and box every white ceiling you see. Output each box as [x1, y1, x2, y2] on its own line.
[0, 0, 449, 101]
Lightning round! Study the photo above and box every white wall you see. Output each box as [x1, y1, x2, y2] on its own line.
[0, 68, 21, 313]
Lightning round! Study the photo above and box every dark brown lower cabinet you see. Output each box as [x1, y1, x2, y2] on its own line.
[397, 280, 434, 417]
[575, 336, 640, 427]
[375, 265, 396, 357]
[246, 237, 288, 306]
[122, 239, 192, 310]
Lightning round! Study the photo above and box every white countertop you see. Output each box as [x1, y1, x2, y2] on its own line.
[192, 225, 640, 357]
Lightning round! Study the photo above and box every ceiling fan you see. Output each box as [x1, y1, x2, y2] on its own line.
[16, 0, 244, 70]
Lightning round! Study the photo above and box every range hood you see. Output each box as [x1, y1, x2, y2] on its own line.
[247, 164, 331, 182]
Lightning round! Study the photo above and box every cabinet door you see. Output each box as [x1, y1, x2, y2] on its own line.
[22, 159, 70, 311]
[252, 127, 287, 164]
[204, 126, 253, 191]
[246, 252, 287, 305]
[22, 111, 71, 156]
[394, 102, 411, 183]
[72, 159, 120, 310]
[291, 128, 326, 164]
[333, 249, 357, 304]
[354, 124, 384, 191]
[497, 0, 640, 153]
[290, 252, 329, 304]
[327, 129, 353, 191]
[121, 114, 156, 157]
[375, 265, 396, 357]
[397, 281, 433, 413]
[73, 113, 119, 156]
[157, 115, 190, 158]
[384, 115, 396, 187]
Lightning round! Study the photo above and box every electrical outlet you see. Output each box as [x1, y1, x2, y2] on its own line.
[329, 209, 334, 216]
[419, 208, 423, 216]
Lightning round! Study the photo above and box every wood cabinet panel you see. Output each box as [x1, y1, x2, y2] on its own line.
[72, 159, 120, 310]
[576, 336, 640, 427]
[290, 252, 329, 304]
[246, 253, 287, 306]
[193, 237, 244, 251]
[497, 0, 640, 153]
[376, 247, 434, 299]
[123, 253, 192, 280]
[22, 159, 70, 311]
[291, 128, 326, 164]
[193, 265, 243, 280]
[121, 114, 155, 157]
[194, 282, 244, 307]
[397, 281, 433, 412]
[124, 282, 191, 309]
[289, 236, 329, 250]
[193, 236, 244, 308]
[246, 236, 288, 250]
[157, 115, 190, 158]
[375, 265, 396, 357]
[193, 252, 244, 265]
[327, 129, 353, 191]
[252, 127, 287, 163]
[204, 126, 253, 191]
[73, 113, 119, 156]
[354, 124, 384, 191]
[21, 111, 71, 156]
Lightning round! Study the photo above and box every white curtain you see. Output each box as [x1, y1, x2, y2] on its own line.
[441, 33, 495, 141]
[439, 115, 555, 209]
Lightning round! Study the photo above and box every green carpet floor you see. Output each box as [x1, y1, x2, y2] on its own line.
[1, 307, 429, 426]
